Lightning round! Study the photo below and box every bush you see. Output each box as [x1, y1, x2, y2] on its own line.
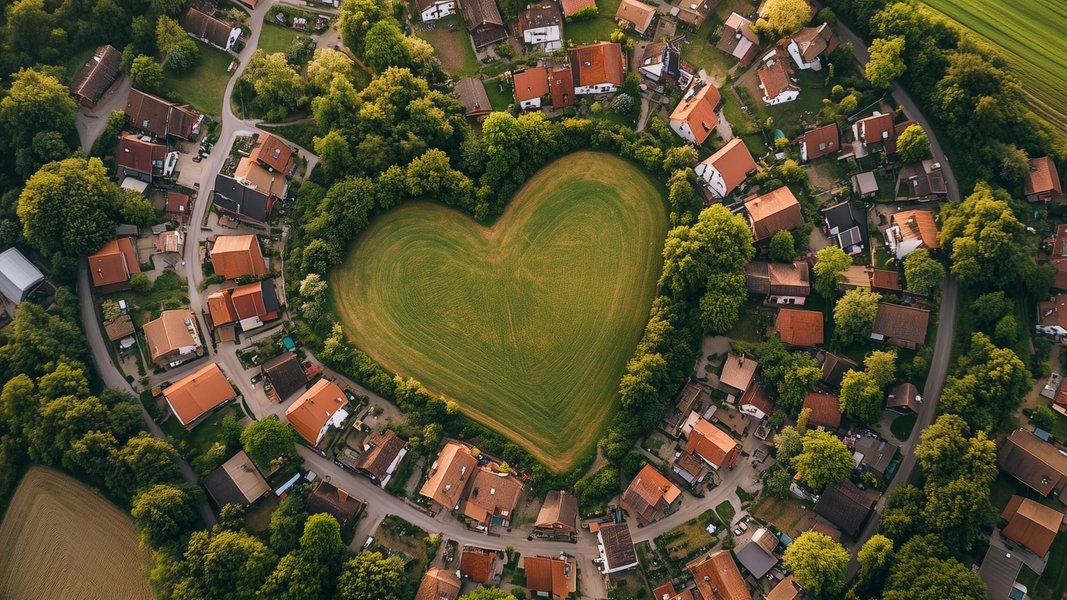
[129, 273, 151, 293]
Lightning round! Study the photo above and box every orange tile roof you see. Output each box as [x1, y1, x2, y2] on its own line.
[524, 555, 577, 598]
[653, 582, 677, 600]
[420, 441, 479, 511]
[414, 568, 461, 600]
[559, 0, 595, 16]
[614, 0, 655, 32]
[285, 379, 347, 445]
[775, 308, 824, 347]
[88, 238, 140, 288]
[570, 43, 626, 88]
[890, 210, 939, 250]
[549, 66, 574, 108]
[719, 354, 757, 393]
[802, 391, 841, 429]
[622, 465, 682, 523]
[164, 363, 235, 426]
[689, 551, 752, 600]
[234, 157, 286, 199]
[758, 55, 798, 100]
[207, 289, 239, 326]
[249, 132, 294, 174]
[686, 418, 741, 468]
[765, 575, 803, 600]
[211, 234, 267, 279]
[745, 186, 803, 240]
[459, 547, 495, 582]
[670, 83, 721, 145]
[462, 467, 524, 526]
[143, 309, 200, 363]
[513, 67, 550, 102]
[858, 113, 894, 145]
[699, 138, 758, 195]
[1001, 495, 1064, 557]
[798, 123, 839, 160]
[1025, 157, 1063, 198]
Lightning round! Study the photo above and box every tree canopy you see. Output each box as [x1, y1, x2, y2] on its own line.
[756, 0, 812, 36]
[336, 551, 406, 600]
[939, 183, 1031, 291]
[0, 67, 77, 179]
[895, 124, 930, 163]
[866, 36, 906, 89]
[833, 288, 881, 345]
[240, 416, 296, 468]
[782, 531, 850, 596]
[792, 430, 853, 490]
[813, 246, 852, 297]
[902, 249, 944, 296]
[839, 369, 883, 424]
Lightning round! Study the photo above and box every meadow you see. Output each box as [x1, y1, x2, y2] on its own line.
[331, 153, 668, 470]
[0, 467, 153, 600]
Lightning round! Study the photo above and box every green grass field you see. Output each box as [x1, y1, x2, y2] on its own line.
[163, 40, 234, 116]
[922, 0, 1067, 130]
[258, 22, 300, 56]
[331, 153, 667, 470]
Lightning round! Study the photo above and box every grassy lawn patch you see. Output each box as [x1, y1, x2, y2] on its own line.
[259, 122, 320, 150]
[765, 69, 831, 138]
[750, 494, 814, 537]
[329, 152, 668, 470]
[565, 0, 623, 45]
[103, 270, 189, 327]
[727, 298, 774, 343]
[890, 413, 917, 441]
[417, 15, 479, 76]
[372, 516, 433, 597]
[483, 76, 513, 111]
[715, 501, 735, 526]
[243, 495, 279, 535]
[163, 40, 234, 116]
[258, 22, 299, 56]
[1033, 531, 1067, 600]
[658, 510, 721, 561]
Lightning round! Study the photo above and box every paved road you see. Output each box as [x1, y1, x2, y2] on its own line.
[75, 76, 131, 152]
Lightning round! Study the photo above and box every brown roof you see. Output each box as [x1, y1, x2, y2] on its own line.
[1050, 223, 1067, 289]
[414, 568, 462, 600]
[870, 269, 901, 292]
[166, 191, 189, 214]
[716, 13, 759, 64]
[887, 382, 921, 413]
[802, 392, 841, 429]
[1001, 495, 1063, 557]
[1039, 296, 1067, 331]
[1025, 157, 1062, 199]
[70, 45, 121, 104]
[517, 3, 562, 36]
[998, 429, 1067, 498]
[745, 186, 803, 241]
[597, 522, 638, 571]
[353, 429, 407, 482]
[460, 0, 506, 46]
[689, 551, 752, 600]
[686, 419, 740, 468]
[454, 77, 493, 117]
[524, 555, 576, 598]
[820, 352, 857, 388]
[673, 449, 710, 484]
[739, 381, 773, 417]
[809, 521, 842, 541]
[460, 547, 496, 582]
[125, 89, 198, 140]
[118, 133, 170, 178]
[669, 82, 721, 145]
[305, 479, 363, 527]
[719, 354, 757, 393]
[163, 362, 235, 426]
[211, 234, 267, 279]
[699, 138, 758, 195]
[744, 261, 811, 297]
[208, 289, 239, 326]
[872, 303, 930, 346]
[549, 66, 574, 108]
[536, 490, 579, 532]
[652, 582, 677, 600]
[203, 450, 270, 507]
[185, 7, 235, 49]
[104, 314, 136, 342]
[791, 23, 837, 62]
[615, 0, 655, 33]
[88, 238, 140, 288]
[622, 465, 683, 523]
[513, 67, 550, 103]
[249, 133, 294, 174]
[234, 157, 286, 199]
[420, 442, 479, 511]
[143, 309, 200, 363]
[262, 352, 307, 401]
[890, 209, 939, 250]
[464, 468, 524, 526]
[798, 123, 839, 160]
[285, 379, 348, 445]
[559, 0, 595, 16]
[758, 55, 798, 101]
[775, 308, 824, 347]
[814, 480, 874, 536]
[765, 575, 803, 600]
[858, 112, 895, 145]
[570, 43, 626, 88]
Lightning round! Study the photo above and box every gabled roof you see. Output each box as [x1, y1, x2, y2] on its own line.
[719, 354, 757, 393]
[460, 547, 495, 582]
[622, 465, 682, 522]
[870, 269, 901, 292]
[305, 479, 363, 527]
[775, 308, 824, 347]
[851, 171, 878, 195]
[809, 521, 842, 541]
[125, 89, 198, 140]
[814, 480, 873, 536]
[798, 123, 839, 160]
[570, 43, 626, 88]
[735, 528, 778, 578]
[518, 3, 562, 35]
[615, 0, 655, 33]
[765, 575, 803, 600]
[597, 522, 638, 571]
[889, 209, 939, 250]
[802, 391, 841, 429]
[689, 550, 752, 600]
[669, 82, 721, 145]
[1001, 495, 1063, 558]
[262, 352, 306, 401]
[548, 66, 574, 108]
[872, 303, 930, 346]
[70, 45, 121, 104]
[185, 7, 235, 49]
[716, 13, 759, 64]
[285, 379, 347, 445]
[0, 247, 44, 304]
[211, 234, 267, 280]
[739, 381, 773, 417]
[744, 261, 811, 297]
[673, 449, 710, 484]
[758, 55, 798, 100]
[513, 67, 550, 103]
[998, 429, 1067, 497]
[166, 191, 189, 214]
[1050, 223, 1067, 290]
[104, 314, 136, 342]
[164, 362, 235, 426]
[234, 157, 286, 199]
[853, 435, 898, 477]
[745, 187, 803, 240]
[887, 382, 921, 413]
[455, 77, 493, 117]
[686, 418, 740, 468]
[820, 352, 857, 388]
[536, 490, 579, 531]
[249, 132, 294, 174]
[214, 173, 272, 223]
[1025, 157, 1062, 198]
[420, 442, 479, 511]
[88, 238, 140, 288]
[899, 160, 947, 200]
[202, 450, 270, 507]
[414, 568, 462, 600]
[524, 555, 576, 598]
[209, 279, 281, 327]
[857, 112, 895, 145]
[699, 138, 758, 195]
[143, 309, 200, 362]
[118, 134, 169, 177]
[791, 23, 837, 62]
[461, 0, 504, 27]
[353, 429, 407, 482]
[559, 0, 596, 17]
[652, 582, 677, 600]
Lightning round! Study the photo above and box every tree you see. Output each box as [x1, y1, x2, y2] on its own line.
[240, 416, 296, 468]
[782, 531, 850, 597]
[337, 0, 390, 57]
[853, 534, 893, 599]
[813, 246, 852, 297]
[459, 589, 512, 600]
[939, 333, 1030, 430]
[0, 68, 77, 178]
[764, 466, 792, 498]
[237, 51, 307, 121]
[1032, 405, 1056, 432]
[756, 0, 812, 36]
[971, 291, 1012, 330]
[699, 273, 747, 333]
[336, 551, 406, 600]
[792, 430, 853, 490]
[17, 157, 120, 258]
[259, 514, 345, 600]
[895, 124, 929, 163]
[181, 529, 276, 599]
[996, 143, 1031, 183]
[118, 189, 157, 228]
[769, 229, 796, 262]
[939, 183, 1031, 291]
[866, 36, 906, 89]
[129, 55, 164, 92]
[773, 425, 804, 464]
[131, 483, 201, 548]
[4, 0, 63, 65]
[363, 20, 410, 72]
[306, 49, 358, 94]
[156, 16, 199, 71]
[863, 350, 896, 387]
[779, 363, 821, 415]
[269, 492, 308, 555]
[839, 370, 883, 424]
[833, 288, 881, 345]
[115, 433, 182, 495]
[902, 249, 944, 296]
[882, 536, 986, 600]
[934, 51, 1023, 148]
[660, 205, 755, 297]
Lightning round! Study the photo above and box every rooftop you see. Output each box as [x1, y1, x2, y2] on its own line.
[163, 362, 235, 426]
[775, 308, 824, 347]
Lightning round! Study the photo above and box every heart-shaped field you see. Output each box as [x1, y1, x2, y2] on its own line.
[331, 152, 668, 469]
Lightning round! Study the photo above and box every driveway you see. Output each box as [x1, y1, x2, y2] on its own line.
[75, 75, 131, 152]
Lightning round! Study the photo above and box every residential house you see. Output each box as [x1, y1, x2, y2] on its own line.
[156, 227, 183, 256]
[688, 551, 752, 600]
[305, 479, 363, 528]
[871, 303, 930, 349]
[735, 527, 779, 578]
[118, 134, 178, 182]
[739, 382, 773, 420]
[125, 89, 199, 140]
[88, 238, 140, 293]
[70, 45, 121, 108]
[852, 435, 899, 479]
[262, 352, 307, 401]
[716, 13, 759, 65]
[549, 66, 574, 108]
[1000, 495, 1064, 558]
[686, 418, 742, 470]
[285, 379, 349, 446]
[213, 174, 274, 225]
[202, 451, 270, 507]
[757, 50, 799, 105]
[162, 363, 235, 429]
[820, 351, 857, 389]
[803, 392, 841, 429]
[535, 490, 579, 535]
[694, 138, 758, 198]
[854, 112, 895, 152]
[621, 464, 683, 524]
[814, 480, 874, 536]
[414, 568, 462, 600]
[421, 442, 479, 512]
[559, 0, 595, 17]
[798, 123, 839, 162]
[745, 261, 811, 304]
[809, 521, 843, 541]
[744, 187, 804, 241]
[519, 4, 563, 51]
[885, 209, 939, 259]
[415, 0, 456, 22]
[211, 234, 268, 280]
[104, 314, 136, 348]
[638, 41, 694, 88]
[1048, 224, 1067, 290]
[461, 0, 507, 48]
[463, 467, 524, 527]
[1038, 295, 1067, 339]
[899, 159, 947, 202]
[821, 201, 868, 255]
[838, 266, 901, 294]
[185, 7, 241, 52]
[614, 0, 655, 35]
[143, 309, 202, 366]
[672, 450, 711, 487]
[207, 279, 281, 331]
[351, 429, 408, 487]
[234, 156, 287, 202]
[997, 428, 1067, 503]
[673, 0, 713, 29]
[595, 521, 638, 574]
[775, 308, 824, 347]
[513, 68, 550, 109]
[766, 575, 804, 600]
[664, 382, 709, 438]
[455, 77, 493, 118]
[718, 354, 757, 397]
[524, 555, 577, 599]
[460, 547, 497, 582]
[249, 132, 295, 175]
[851, 171, 879, 199]
[166, 191, 189, 220]
[668, 81, 721, 145]
[714, 403, 750, 437]
[652, 583, 679, 600]
[977, 545, 1026, 600]
[1025, 157, 1062, 203]
[570, 43, 626, 95]
[886, 382, 921, 414]
[786, 23, 838, 71]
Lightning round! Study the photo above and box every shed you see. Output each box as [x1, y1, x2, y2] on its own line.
[0, 248, 45, 304]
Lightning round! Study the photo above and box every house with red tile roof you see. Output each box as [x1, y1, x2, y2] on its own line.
[285, 379, 349, 446]
[621, 464, 683, 524]
[249, 132, 295, 175]
[125, 89, 200, 141]
[524, 555, 577, 599]
[184, 6, 241, 52]
[757, 50, 799, 105]
[694, 138, 758, 198]
[740, 382, 774, 420]
[1001, 495, 1064, 558]
[570, 43, 626, 95]
[460, 546, 497, 582]
[163, 363, 236, 429]
[886, 209, 939, 259]
[513, 67, 551, 109]
[88, 238, 140, 293]
[688, 551, 752, 600]
[549, 66, 574, 108]
[559, 0, 595, 17]
[802, 391, 841, 429]
[744, 187, 803, 241]
[165, 191, 189, 219]
[686, 418, 741, 470]
[669, 81, 721, 145]
[854, 112, 895, 152]
[798, 123, 839, 161]
[118, 134, 178, 182]
[786, 23, 838, 71]
[1025, 157, 1062, 203]
[207, 279, 280, 331]
[211, 234, 267, 279]
[775, 308, 824, 347]
[614, 0, 655, 35]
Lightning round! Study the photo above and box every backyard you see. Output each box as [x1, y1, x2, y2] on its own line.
[657, 509, 724, 561]
[163, 40, 234, 116]
[257, 21, 300, 56]
[750, 495, 815, 537]
[417, 15, 479, 76]
[564, 0, 624, 45]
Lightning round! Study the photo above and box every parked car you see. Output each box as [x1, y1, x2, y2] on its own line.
[343, 389, 357, 403]
[733, 520, 748, 536]
[250, 374, 262, 384]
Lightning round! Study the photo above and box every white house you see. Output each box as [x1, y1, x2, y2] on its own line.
[0, 247, 45, 304]
[668, 81, 720, 145]
[415, 0, 455, 21]
[518, 4, 563, 52]
[758, 50, 799, 105]
[570, 43, 626, 95]
[786, 23, 838, 71]
[1038, 296, 1067, 339]
[693, 138, 758, 198]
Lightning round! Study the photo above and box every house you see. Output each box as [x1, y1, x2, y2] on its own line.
[802, 392, 841, 429]
[854, 112, 895, 151]
[852, 435, 899, 479]
[166, 191, 190, 219]
[899, 160, 947, 202]
[262, 352, 307, 401]
[694, 138, 758, 198]
[1025, 157, 1062, 203]
[668, 81, 721, 145]
[997, 429, 1067, 503]
[88, 238, 140, 293]
[104, 314, 136, 346]
[519, 4, 563, 51]
[595, 521, 638, 574]
[156, 227, 182, 255]
[70, 45, 122, 108]
[744, 187, 804, 241]
[652, 583, 678, 600]
[463, 467, 524, 527]
[210, 234, 268, 279]
[739, 382, 774, 420]
[786, 23, 838, 71]
[820, 351, 857, 389]
[460, 546, 497, 582]
[686, 418, 742, 470]
[885, 120, 918, 158]
[548, 66, 574, 108]
[798, 123, 839, 162]
[415, 0, 456, 22]
[523, 555, 577, 599]
[838, 266, 902, 294]
[202, 451, 270, 507]
[1038, 295, 1067, 339]
[977, 544, 1026, 600]
[673, 0, 713, 29]
[419, 442, 524, 527]
[757, 50, 799, 105]
[285, 379, 349, 446]
[851, 171, 879, 199]
[185, 7, 241, 52]
[688, 551, 752, 600]
[352, 429, 408, 487]
[886, 382, 921, 414]
[213, 173, 274, 226]
[1000, 495, 1064, 558]
[414, 568, 462, 600]
[513, 68, 550, 109]
[460, 0, 507, 48]
[535, 490, 579, 535]
[421, 442, 480, 513]
[718, 354, 757, 396]
[249, 133, 295, 175]
[672, 450, 711, 487]
[821, 201, 868, 255]
[814, 480, 874, 536]
[207, 279, 281, 331]
[162, 363, 236, 429]
[744, 261, 811, 304]
[559, 0, 595, 17]
[621, 464, 683, 524]
[809, 521, 843, 541]
[125, 89, 200, 140]
[885, 209, 939, 259]
[638, 42, 694, 88]
[455, 77, 493, 118]
[1049, 224, 1067, 290]
[614, 0, 655, 35]
[143, 309, 202, 366]
[570, 43, 626, 95]
[775, 308, 824, 347]
[735, 527, 779, 578]
[305, 479, 363, 528]
[714, 404, 750, 437]
[234, 157, 287, 201]
[118, 134, 178, 182]
[664, 382, 708, 438]
[871, 303, 930, 349]
[766, 575, 803, 600]
[716, 13, 759, 65]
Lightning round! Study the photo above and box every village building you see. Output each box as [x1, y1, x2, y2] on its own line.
[305, 479, 364, 528]
[118, 134, 178, 183]
[716, 13, 759, 65]
[558, 0, 595, 17]
[213, 173, 274, 226]
[460, 546, 498, 582]
[249, 132, 295, 175]
[820, 351, 858, 389]
[261, 352, 307, 401]
[739, 382, 773, 420]
[207, 278, 281, 331]
[156, 227, 182, 256]
[821, 201, 868, 255]
[454, 77, 493, 119]
[803, 391, 842, 429]
[1025, 156, 1062, 203]
[744, 261, 811, 304]
[998, 429, 1067, 503]
[513, 68, 551, 110]
[285, 379, 349, 446]
[775, 308, 824, 347]
[809, 521, 843, 541]
[104, 314, 136, 350]
[234, 156, 287, 202]
[887, 382, 922, 414]
[461, 0, 507, 48]
[415, 0, 456, 22]
[786, 23, 838, 71]
[852, 435, 899, 479]
[88, 238, 140, 293]
[886, 209, 939, 259]
[673, 0, 713, 29]
[814, 480, 874, 536]
[664, 382, 709, 438]
[420, 442, 523, 528]
[70, 45, 122, 108]
[1049, 224, 1067, 290]
[668, 81, 721, 145]
[421, 442, 478, 513]
[899, 159, 948, 202]
[837, 266, 901, 294]
[744, 187, 804, 241]
[757, 50, 799, 105]
[688, 550, 752, 600]
[595, 521, 638, 574]
[143, 309, 202, 366]
[570, 43, 626, 95]
[166, 191, 190, 221]
[414, 568, 462, 600]
[535, 490, 579, 535]
[202, 451, 270, 507]
[851, 171, 879, 199]
[694, 137, 758, 198]
[351, 429, 408, 487]
[1000, 495, 1064, 558]
[686, 418, 742, 470]
[547, 66, 575, 108]
[518, 4, 563, 51]
[614, 0, 655, 35]
[184, 7, 241, 52]
[766, 575, 804, 600]
[621, 464, 683, 524]
[125, 89, 200, 141]
[162, 363, 235, 429]
[854, 112, 895, 152]
[977, 545, 1027, 600]
[871, 303, 930, 349]
[1038, 295, 1067, 339]
[638, 42, 694, 88]
[210, 234, 268, 280]
[797, 123, 839, 162]
[735, 527, 779, 579]
[523, 555, 577, 599]
[672, 449, 711, 487]
[717, 354, 757, 397]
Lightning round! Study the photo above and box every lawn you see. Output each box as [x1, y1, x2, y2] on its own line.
[678, 0, 752, 79]
[258, 22, 299, 56]
[103, 270, 190, 327]
[750, 494, 815, 537]
[1032, 531, 1067, 600]
[483, 77, 513, 111]
[330, 152, 668, 470]
[659, 509, 724, 561]
[921, 0, 1067, 131]
[163, 40, 234, 116]
[417, 15, 480, 76]
[0, 467, 153, 600]
[565, 0, 624, 45]
[890, 413, 917, 441]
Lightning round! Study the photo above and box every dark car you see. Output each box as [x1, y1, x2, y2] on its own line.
[250, 374, 262, 384]
[343, 389, 357, 403]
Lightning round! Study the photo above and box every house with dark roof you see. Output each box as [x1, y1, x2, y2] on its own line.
[664, 382, 708, 438]
[1049, 223, 1067, 290]
[518, 3, 563, 51]
[798, 123, 839, 162]
[414, 568, 461, 600]
[202, 451, 270, 507]
[460, 0, 507, 48]
[686, 418, 742, 470]
[621, 465, 683, 524]
[688, 551, 752, 600]
[213, 173, 274, 226]
[887, 382, 921, 414]
[460, 546, 498, 582]
[871, 303, 929, 349]
[595, 521, 638, 574]
[775, 308, 824, 347]
[852, 435, 899, 479]
[820, 352, 857, 389]
[261, 352, 306, 401]
[672, 449, 711, 488]
[998, 429, 1067, 504]
[351, 429, 408, 487]
[694, 138, 758, 198]
[1025, 157, 1062, 203]
[757, 50, 799, 105]
[638, 41, 694, 88]
[716, 13, 759, 65]
[125, 89, 200, 140]
[786, 23, 838, 71]
[673, 0, 713, 29]
[306, 479, 364, 528]
[455, 77, 493, 118]
[70, 45, 122, 108]
[744, 187, 804, 241]
[614, 0, 655, 35]
[814, 480, 874, 536]
[535, 490, 579, 535]
[570, 43, 626, 95]
[802, 392, 841, 429]
[822, 201, 868, 255]
[977, 544, 1026, 600]
[88, 238, 140, 293]
[745, 261, 811, 303]
[185, 7, 241, 51]
[524, 555, 577, 599]
[1001, 495, 1064, 558]
[669, 81, 721, 145]
[899, 159, 947, 202]
[735, 527, 779, 578]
